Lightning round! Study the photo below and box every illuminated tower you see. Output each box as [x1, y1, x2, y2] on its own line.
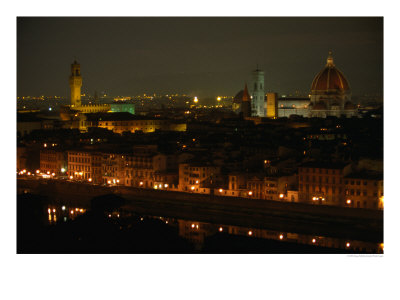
[251, 68, 265, 117]
[69, 60, 82, 107]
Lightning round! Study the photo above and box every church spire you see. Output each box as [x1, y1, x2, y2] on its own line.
[243, 83, 250, 102]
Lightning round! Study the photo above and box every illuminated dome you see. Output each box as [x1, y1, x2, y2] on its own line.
[311, 51, 350, 92]
[309, 51, 357, 118]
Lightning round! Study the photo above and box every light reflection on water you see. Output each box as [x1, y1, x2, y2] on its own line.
[46, 205, 383, 253]
[125, 213, 383, 253]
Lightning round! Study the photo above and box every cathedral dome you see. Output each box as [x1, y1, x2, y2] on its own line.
[311, 51, 350, 93]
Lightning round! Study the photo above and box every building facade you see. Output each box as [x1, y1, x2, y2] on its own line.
[266, 92, 278, 118]
[298, 162, 352, 206]
[178, 163, 221, 193]
[344, 172, 384, 209]
[40, 149, 67, 176]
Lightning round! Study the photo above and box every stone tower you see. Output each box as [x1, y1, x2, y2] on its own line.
[69, 60, 82, 107]
[251, 68, 265, 117]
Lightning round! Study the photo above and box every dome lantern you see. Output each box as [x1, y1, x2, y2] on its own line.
[326, 51, 334, 66]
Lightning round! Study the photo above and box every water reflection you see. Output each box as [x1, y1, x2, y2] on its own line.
[47, 206, 86, 224]
[46, 204, 383, 253]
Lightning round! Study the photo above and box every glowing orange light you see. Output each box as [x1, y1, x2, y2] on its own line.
[248, 231, 253, 236]
[279, 234, 284, 240]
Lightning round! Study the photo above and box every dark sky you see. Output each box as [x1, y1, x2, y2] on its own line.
[17, 17, 383, 98]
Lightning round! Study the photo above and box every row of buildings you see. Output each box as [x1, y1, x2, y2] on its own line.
[36, 145, 383, 210]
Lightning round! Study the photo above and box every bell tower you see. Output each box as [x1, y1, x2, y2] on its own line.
[69, 60, 82, 107]
[251, 67, 265, 117]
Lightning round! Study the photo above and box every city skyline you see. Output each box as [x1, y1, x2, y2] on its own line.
[17, 17, 383, 98]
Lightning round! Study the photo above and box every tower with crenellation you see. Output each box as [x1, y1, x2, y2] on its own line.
[69, 60, 82, 107]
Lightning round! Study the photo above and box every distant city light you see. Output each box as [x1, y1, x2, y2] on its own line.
[248, 231, 253, 236]
[248, 191, 253, 196]
[279, 193, 284, 199]
[279, 234, 284, 240]
[62, 206, 66, 211]
[346, 242, 351, 248]
[194, 97, 198, 103]
[219, 227, 223, 232]
[61, 168, 66, 173]
[312, 238, 316, 244]
[219, 188, 223, 193]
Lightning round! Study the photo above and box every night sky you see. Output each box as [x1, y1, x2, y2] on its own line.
[17, 17, 383, 98]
